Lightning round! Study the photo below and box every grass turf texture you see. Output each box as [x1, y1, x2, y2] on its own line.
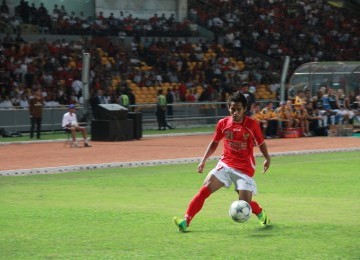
[0, 152, 359, 259]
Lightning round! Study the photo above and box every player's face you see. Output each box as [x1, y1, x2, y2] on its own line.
[228, 102, 246, 122]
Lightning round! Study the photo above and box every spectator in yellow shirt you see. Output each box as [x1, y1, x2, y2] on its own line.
[294, 90, 307, 106]
[293, 104, 311, 136]
[261, 102, 278, 138]
[250, 103, 268, 136]
[275, 101, 295, 129]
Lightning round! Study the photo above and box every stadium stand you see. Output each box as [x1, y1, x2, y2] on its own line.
[0, 0, 359, 137]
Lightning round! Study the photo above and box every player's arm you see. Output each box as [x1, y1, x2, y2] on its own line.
[252, 118, 270, 174]
[197, 140, 219, 173]
[259, 142, 271, 174]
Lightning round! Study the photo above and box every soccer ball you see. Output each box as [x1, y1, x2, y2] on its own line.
[229, 200, 252, 223]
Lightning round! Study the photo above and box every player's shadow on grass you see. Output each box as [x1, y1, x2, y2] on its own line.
[248, 224, 278, 238]
[194, 224, 274, 236]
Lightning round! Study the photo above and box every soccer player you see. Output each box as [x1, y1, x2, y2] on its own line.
[173, 91, 271, 232]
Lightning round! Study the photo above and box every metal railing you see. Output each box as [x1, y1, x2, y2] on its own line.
[0, 100, 277, 133]
[0, 102, 230, 133]
[0, 106, 79, 132]
[136, 102, 230, 129]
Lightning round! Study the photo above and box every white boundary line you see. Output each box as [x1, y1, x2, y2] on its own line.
[1, 147, 359, 176]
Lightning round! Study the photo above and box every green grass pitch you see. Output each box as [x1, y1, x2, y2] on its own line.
[0, 151, 359, 259]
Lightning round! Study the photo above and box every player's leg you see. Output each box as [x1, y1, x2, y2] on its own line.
[174, 174, 224, 232]
[235, 174, 270, 227]
[250, 200, 270, 227]
[237, 190, 270, 225]
[235, 178, 263, 217]
[237, 189, 252, 203]
[186, 174, 223, 222]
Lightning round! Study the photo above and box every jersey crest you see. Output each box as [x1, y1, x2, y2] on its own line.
[225, 131, 234, 140]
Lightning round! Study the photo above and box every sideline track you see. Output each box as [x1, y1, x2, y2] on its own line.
[1, 133, 360, 176]
[1, 147, 359, 176]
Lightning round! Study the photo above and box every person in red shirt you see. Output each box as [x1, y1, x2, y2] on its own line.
[174, 91, 271, 232]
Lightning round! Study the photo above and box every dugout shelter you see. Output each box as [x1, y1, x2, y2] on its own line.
[288, 61, 360, 97]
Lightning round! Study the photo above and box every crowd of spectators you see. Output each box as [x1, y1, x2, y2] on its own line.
[250, 87, 360, 138]
[0, 32, 280, 110]
[0, 0, 359, 136]
[0, 0, 199, 37]
[189, 0, 360, 72]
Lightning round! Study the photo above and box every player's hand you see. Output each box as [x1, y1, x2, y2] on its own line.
[197, 162, 205, 173]
[262, 159, 270, 174]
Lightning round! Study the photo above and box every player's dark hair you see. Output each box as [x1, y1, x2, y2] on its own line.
[228, 91, 248, 109]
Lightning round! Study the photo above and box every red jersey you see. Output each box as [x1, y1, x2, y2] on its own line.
[213, 116, 265, 177]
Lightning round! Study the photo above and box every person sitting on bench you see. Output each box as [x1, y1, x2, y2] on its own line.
[62, 104, 91, 147]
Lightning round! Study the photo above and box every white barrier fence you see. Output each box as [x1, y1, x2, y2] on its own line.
[0, 102, 234, 133]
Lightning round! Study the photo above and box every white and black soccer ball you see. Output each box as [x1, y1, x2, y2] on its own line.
[229, 200, 252, 223]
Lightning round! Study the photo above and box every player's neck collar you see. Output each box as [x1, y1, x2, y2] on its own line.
[231, 115, 245, 125]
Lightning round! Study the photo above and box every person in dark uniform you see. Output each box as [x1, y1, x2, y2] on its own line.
[127, 88, 136, 112]
[156, 89, 174, 130]
[29, 88, 44, 139]
[90, 89, 106, 119]
[166, 88, 175, 120]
